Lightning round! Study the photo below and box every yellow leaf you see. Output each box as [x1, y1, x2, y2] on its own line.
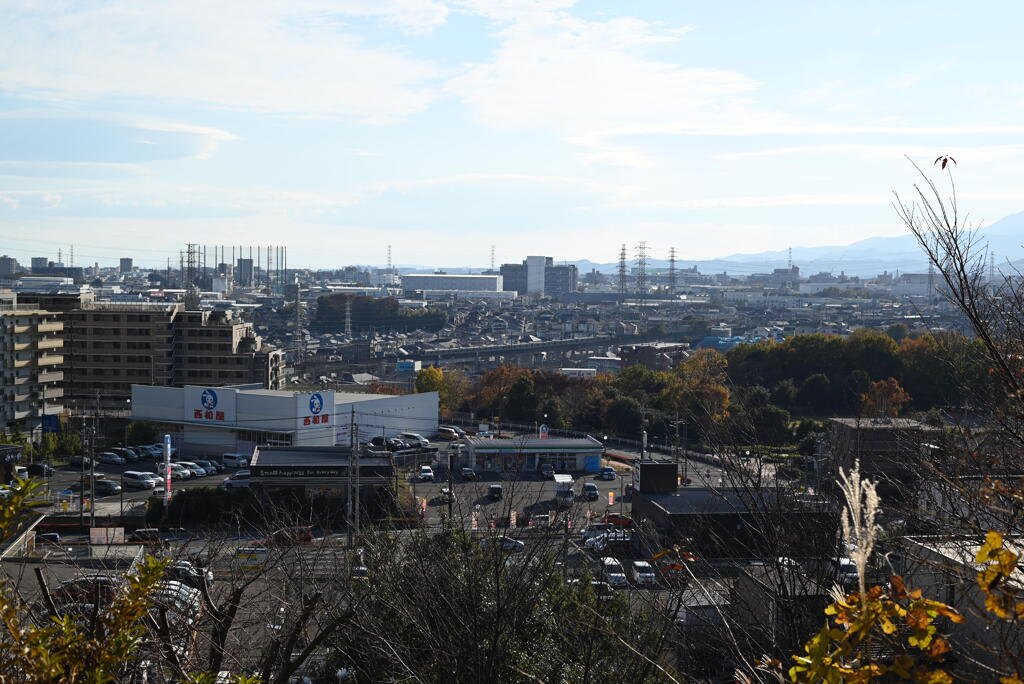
[977, 530, 1004, 562]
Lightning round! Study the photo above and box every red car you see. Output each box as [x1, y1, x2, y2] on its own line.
[601, 513, 634, 527]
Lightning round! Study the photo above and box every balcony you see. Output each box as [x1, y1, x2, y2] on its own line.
[37, 322, 62, 333]
[37, 338, 63, 350]
[11, 325, 29, 334]
[12, 359, 29, 368]
[37, 370, 63, 383]
[11, 390, 31, 402]
[37, 354, 63, 367]
[40, 386, 63, 400]
[9, 374, 29, 385]
[7, 341, 29, 352]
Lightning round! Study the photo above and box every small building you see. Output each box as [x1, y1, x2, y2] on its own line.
[631, 486, 837, 560]
[250, 445, 395, 499]
[459, 436, 604, 473]
[619, 342, 691, 372]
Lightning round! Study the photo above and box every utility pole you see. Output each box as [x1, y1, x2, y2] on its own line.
[354, 423, 360, 541]
[347, 407, 355, 548]
[447, 444, 455, 519]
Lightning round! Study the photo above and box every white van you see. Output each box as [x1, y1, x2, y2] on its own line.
[122, 471, 157, 490]
[221, 453, 248, 469]
[14, 465, 28, 480]
[601, 557, 628, 588]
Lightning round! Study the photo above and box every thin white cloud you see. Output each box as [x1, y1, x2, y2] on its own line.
[446, 3, 765, 166]
[714, 144, 1024, 164]
[0, 1, 445, 121]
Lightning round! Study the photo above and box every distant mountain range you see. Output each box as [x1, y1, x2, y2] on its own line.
[567, 210, 1024, 278]
[397, 211, 1023, 278]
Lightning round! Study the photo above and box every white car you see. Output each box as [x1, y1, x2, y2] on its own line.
[96, 452, 125, 465]
[631, 561, 657, 586]
[176, 461, 208, 477]
[583, 534, 608, 552]
[601, 557, 628, 588]
[399, 432, 430, 448]
[168, 463, 192, 480]
[220, 471, 251, 490]
[418, 466, 434, 482]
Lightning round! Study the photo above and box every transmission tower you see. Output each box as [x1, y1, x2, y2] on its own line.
[989, 250, 996, 284]
[69, 245, 74, 267]
[617, 244, 628, 300]
[386, 245, 393, 275]
[490, 245, 496, 271]
[184, 244, 201, 308]
[668, 247, 677, 295]
[635, 241, 648, 303]
[344, 298, 353, 337]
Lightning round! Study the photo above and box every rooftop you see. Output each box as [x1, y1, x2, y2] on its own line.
[464, 436, 603, 451]
[640, 487, 785, 515]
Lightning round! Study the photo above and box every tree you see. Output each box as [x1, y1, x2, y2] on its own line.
[886, 322, 910, 343]
[505, 374, 538, 422]
[860, 377, 911, 418]
[414, 366, 467, 415]
[798, 373, 831, 409]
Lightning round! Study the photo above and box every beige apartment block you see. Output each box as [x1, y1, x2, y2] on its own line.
[62, 302, 284, 411]
[0, 296, 64, 431]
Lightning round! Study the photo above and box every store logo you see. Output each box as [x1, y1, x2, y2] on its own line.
[201, 389, 218, 410]
[309, 393, 324, 415]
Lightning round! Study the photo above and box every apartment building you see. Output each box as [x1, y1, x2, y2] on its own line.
[61, 302, 285, 411]
[0, 293, 64, 431]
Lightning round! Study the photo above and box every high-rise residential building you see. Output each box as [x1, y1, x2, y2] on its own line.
[0, 293, 64, 431]
[119, 258, 133, 273]
[30, 257, 49, 272]
[60, 301, 285, 411]
[0, 256, 21, 277]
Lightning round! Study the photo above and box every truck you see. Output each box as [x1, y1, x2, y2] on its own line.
[554, 474, 574, 509]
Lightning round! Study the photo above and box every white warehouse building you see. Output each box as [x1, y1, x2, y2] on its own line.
[130, 384, 439, 458]
[401, 273, 503, 293]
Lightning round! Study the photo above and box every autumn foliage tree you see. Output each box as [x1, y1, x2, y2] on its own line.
[860, 377, 912, 418]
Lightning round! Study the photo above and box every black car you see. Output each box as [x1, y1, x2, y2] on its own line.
[460, 467, 477, 481]
[27, 463, 55, 477]
[488, 484, 503, 501]
[68, 455, 92, 468]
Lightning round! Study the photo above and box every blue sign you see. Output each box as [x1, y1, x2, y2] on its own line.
[309, 393, 324, 415]
[42, 415, 60, 434]
[201, 389, 218, 410]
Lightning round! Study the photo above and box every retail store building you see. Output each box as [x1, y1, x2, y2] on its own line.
[130, 384, 438, 458]
[458, 436, 604, 473]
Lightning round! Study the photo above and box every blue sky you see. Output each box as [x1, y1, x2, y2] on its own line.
[2, 0, 1024, 270]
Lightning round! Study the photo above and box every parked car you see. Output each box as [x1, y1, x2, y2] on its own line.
[127, 528, 162, 543]
[439, 487, 454, 504]
[176, 461, 208, 478]
[581, 522, 614, 541]
[398, 432, 430, 448]
[488, 484, 503, 501]
[27, 463, 55, 477]
[220, 470, 250, 490]
[583, 482, 599, 501]
[165, 560, 213, 589]
[528, 513, 554, 528]
[600, 513, 633, 527]
[631, 561, 657, 586]
[583, 534, 609, 551]
[221, 453, 248, 468]
[68, 455, 92, 467]
[418, 466, 434, 482]
[540, 463, 555, 479]
[36, 532, 62, 545]
[460, 467, 476, 481]
[93, 479, 122, 496]
[480, 536, 525, 553]
[597, 466, 617, 481]
[435, 427, 461, 441]
[111, 447, 139, 463]
[601, 557, 628, 588]
[194, 459, 222, 474]
[96, 452, 125, 465]
[168, 463, 192, 480]
[122, 471, 156, 490]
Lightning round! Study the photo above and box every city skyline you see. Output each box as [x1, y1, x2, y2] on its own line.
[4, 1, 1024, 269]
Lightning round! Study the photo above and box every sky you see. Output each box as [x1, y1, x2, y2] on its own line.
[2, 0, 1024, 270]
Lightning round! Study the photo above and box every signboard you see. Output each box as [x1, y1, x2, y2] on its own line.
[183, 386, 237, 424]
[295, 391, 335, 431]
[42, 415, 60, 434]
[90, 528, 125, 545]
[538, 424, 549, 439]
[608, 491, 615, 506]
